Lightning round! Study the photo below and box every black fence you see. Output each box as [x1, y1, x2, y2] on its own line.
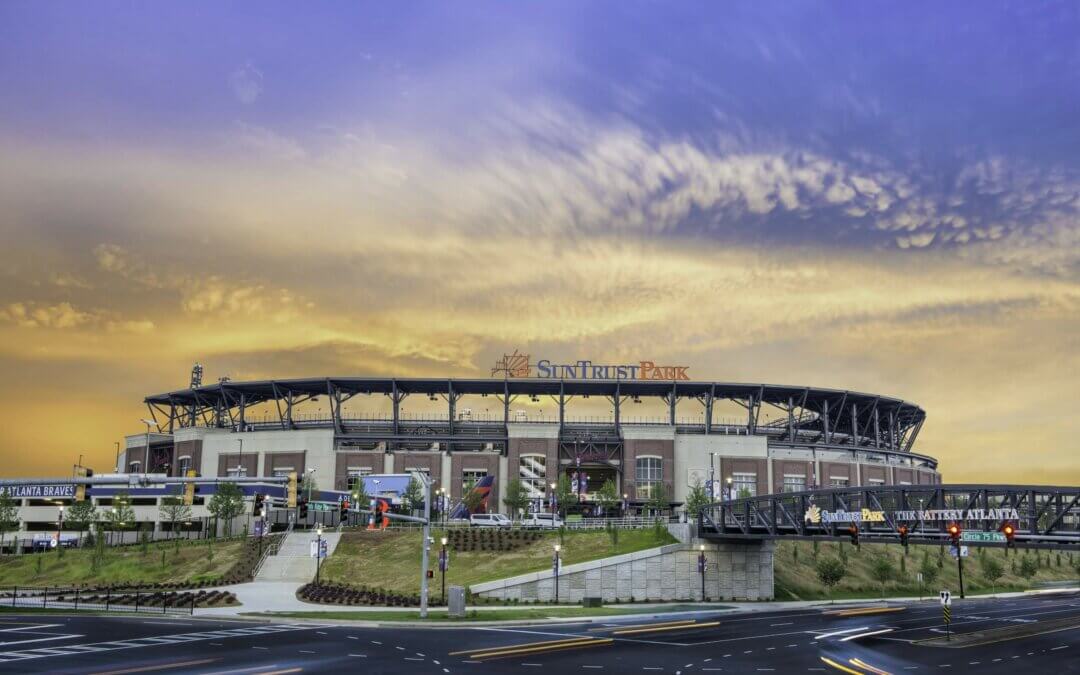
[1, 586, 197, 615]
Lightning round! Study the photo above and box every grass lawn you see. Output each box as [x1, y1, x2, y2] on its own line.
[246, 605, 701, 622]
[774, 540, 1079, 601]
[319, 527, 677, 595]
[0, 538, 247, 587]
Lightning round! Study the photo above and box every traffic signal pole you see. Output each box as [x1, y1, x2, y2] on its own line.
[956, 549, 965, 599]
[418, 474, 432, 619]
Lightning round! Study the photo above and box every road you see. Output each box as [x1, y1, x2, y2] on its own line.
[0, 592, 1076, 674]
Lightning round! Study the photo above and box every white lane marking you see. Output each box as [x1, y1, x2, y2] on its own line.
[1051, 646, 1068, 651]
[0, 634, 84, 648]
[643, 668, 663, 671]
[316, 631, 326, 635]
[372, 640, 382, 645]
[840, 628, 895, 642]
[520, 664, 542, 667]
[142, 622, 193, 626]
[252, 646, 268, 650]
[396, 646, 406, 651]
[348, 636, 359, 640]
[348, 654, 367, 657]
[404, 657, 424, 661]
[814, 627, 871, 640]
[299, 650, 315, 654]
[770, 623, 792, 626]
[583, 667, 603, 670]
[417, 652, 425, 657]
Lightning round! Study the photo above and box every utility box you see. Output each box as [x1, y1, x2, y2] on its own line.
[448, 585, 467, 618]
[582, 596, 602, 608]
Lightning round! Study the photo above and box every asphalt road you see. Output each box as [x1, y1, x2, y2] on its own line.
[0, 592, 1076, 674]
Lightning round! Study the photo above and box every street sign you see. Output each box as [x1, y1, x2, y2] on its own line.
[917, 573, 923, 584]
[939, 590, 951, 606]
[949, 545, 969, 558]
[961, 531, 1006, 543]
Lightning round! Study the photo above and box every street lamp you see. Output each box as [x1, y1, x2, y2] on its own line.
[140, 418, 155, 473]
[236, 438, 244, 477]
[698, 544, 707, 601]
[315, 526, 324, 585]
[56, 506, 64, 557]
[725, 476, 733, 501]
[440, 536, 448, 605]
[113, 441, 121, 473]
[550, 482, 557, 515]
[553, 543, 561, 604]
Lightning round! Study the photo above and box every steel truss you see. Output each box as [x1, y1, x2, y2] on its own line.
[699, 484, 1080, 551]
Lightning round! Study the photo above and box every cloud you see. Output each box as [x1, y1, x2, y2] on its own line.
[0, 302, 94, 329]
[229, 63, 263, 104]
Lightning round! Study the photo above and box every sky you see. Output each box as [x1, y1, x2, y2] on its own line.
[0, 2, 1077, 483]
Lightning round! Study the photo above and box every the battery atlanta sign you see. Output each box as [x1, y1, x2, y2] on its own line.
[492, 350, 689, 381]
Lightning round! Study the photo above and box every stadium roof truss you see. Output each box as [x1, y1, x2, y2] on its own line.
[144, 377, 927, 454]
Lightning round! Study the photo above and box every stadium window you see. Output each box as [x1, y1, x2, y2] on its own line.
[272, 467, 294, 478]
[128, 461, 141, 473]
[346, 467, 373, 492]
[868, 478, 885, 486]
[635, 456, 662, 499]
[226, 466, 248, 478]
[782, 475, 806, 493]
[177, 456, 192, 477]
[519, 454, 547, 498]
[462, 469, 487, 491]
[732, 472, 757, 498]
[829, 476, 849, 487]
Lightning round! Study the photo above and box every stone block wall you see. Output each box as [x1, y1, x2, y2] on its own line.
[471, 538, 775, 603]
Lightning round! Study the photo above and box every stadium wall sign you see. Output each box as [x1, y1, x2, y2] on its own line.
[893, 508, 1021, 522]
[492, 350, 689, 381]
[0, 484, 76, 499]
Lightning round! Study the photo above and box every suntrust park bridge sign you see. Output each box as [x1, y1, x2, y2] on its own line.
[492, 350, 689, 381]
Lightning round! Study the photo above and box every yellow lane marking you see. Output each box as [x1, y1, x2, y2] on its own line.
[90, 658, 218, 675]
[820, 656, 866, 674]
[613, 621, 720, 635]
[825, 607, 906, 617]
[589, 619, 698, 632]
[469, 638, 614, 660]
[449, 636, 594, 656]
[850, 657, 892, 675]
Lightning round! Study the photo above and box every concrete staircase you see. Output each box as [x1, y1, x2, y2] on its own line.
[255, 531, 342, 583]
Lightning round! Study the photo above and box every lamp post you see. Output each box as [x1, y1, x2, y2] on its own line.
[623, 493, 629, 517]
[140, 418, 155, 473]
[236, 438, 244, 477]
[315, 526, 323, 584]
[698, 544, 707, 601]
[708, 453, 717, 501]
[114, 441, 121, 472]
[550, 482, 557, 515]
[440, 536, 448, 605]
[725, 476, 733, 501]
[553, 543, 561, 604]
[56, 506, 64, 557]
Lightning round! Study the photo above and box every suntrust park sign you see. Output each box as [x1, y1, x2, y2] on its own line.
[492, 350, 689, 381]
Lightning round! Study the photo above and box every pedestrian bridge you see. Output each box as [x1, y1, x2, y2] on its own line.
[699, 484, 1080, 551]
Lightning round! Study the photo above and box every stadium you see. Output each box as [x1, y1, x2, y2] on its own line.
[118, 359, 940, 519]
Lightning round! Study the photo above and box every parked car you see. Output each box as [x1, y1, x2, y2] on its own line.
[521, 512, 564, 529]
[469, 513, 512, 528]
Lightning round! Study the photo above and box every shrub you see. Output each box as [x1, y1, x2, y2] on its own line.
[815, 557, 845, 599]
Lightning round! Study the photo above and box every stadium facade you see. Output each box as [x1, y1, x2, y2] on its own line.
[119, 361, 940, 515]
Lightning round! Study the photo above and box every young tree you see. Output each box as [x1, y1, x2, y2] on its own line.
[463, 479, 486, 514]
[595, 479, 619, 517]
[159, 494, 192, 549]
[65, 499, 98, 546]
[980, 556, 1005, 595]
[683, 480, 710, 520]
[1018, 555, 1039, 580]
[300, 472, 319, 502]
[554, 474, 574, 517]
[919, 552, 940, 591]
[208, 482, 245, 537]
[0, 491, 20, 554]
[646, 482, 669, 518]
[401, 477, 424, 514]
[106, 492, 136, 544]
[501, 478, 530, 519]
[870, 554, 895, 599]
[816, 557, 846, 600]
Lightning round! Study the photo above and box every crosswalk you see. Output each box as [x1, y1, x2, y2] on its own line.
[0, 623, 330, 663]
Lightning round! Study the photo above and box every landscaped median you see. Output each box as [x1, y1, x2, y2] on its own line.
[242, 604, 711, 622]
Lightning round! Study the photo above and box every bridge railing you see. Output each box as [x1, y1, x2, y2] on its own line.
[699, 484, 1079, 550]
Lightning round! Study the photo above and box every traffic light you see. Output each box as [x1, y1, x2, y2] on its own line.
[1000, 522, 1016, 548]
[947, 523, 962, 550]
[848, 524, 860, 547]
[298, 496, 309, 519]
[253, 493, 266, 518]
[339, 498, 349, 519]
[898, 524, 909, 549]
[287, 471, 298, 508]
[183, 469, 197, 505]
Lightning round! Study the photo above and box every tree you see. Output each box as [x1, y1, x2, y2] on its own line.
[501, 478, 530, 519]
[159, 494, 192, 549]
[463, 479, 486, 514]
[870, 554, 895, 599]
[402, 477, 424, 514]
[980, 556, 1005, 595]
[208, 482, 245, 537]
[646, 482, 669, 518]
[595, 479, 619, 517]
[816, 557, 846, 599]
[105, 492, 136, 543]
[554, 474, 574, 517]
[736, 487, 753, 500]
[684, 480, 710, 520]
[1018, 555, 1038, 580]
[0, 491, 20, 554]
[300, 472, 319, 502]
[65, 500, 97, 546]
[919, 551, 940, 590]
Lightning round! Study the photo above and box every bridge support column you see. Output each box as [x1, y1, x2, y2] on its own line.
[694, 538, 775, 601]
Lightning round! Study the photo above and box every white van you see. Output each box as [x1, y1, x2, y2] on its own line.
[469, 513, 512, 528]
[521, 513, 563, 529]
